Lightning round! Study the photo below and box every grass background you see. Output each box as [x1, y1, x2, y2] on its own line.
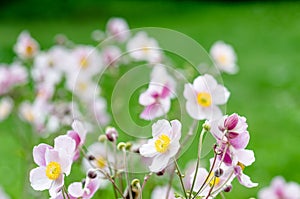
[1, 1, 300, 198]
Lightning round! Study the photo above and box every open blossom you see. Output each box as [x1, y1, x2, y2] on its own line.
[139, 65, 176, 120]
[14, 31, 39, 59]
[151, 186, 176, 199]
[139, 119, 181, 172]
[210, 41, 238, 74]
[106, 17, 130, 42]
[102, 45, 122, 68]
[126, 31, 162, 63]
[0, 97, 13, 121]
[258, 176, 300, 199]
[184, 74, 230, 120]
[68, 170, 100, 199]
[29, 135, 76, 197]
[191, 159, 235, 198]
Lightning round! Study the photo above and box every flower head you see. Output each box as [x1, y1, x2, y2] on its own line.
[14, 31, 39, 59]
[210, 41, 238, 74]
[106, 17, 130, 42]
[29, 135, 76, 197]
[139, 119, 181, 172]
[258, 176, 300, 199]
[139, 65, 176, 120]
[184, 74, 230, 120]
[0, 97, 13, 121]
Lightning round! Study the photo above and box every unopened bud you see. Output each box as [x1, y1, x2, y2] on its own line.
[223, 184, 232, 192]
[88, 155, 95, 161]
[98, 134, 107, 142]
[117, 142, 126, 151]
[156, 169, 165, 176]
[88, 170, 97, 179]
[131, 179, 140, 187]
[125, 142, 132, 150]
[105, 127, 118, 142]
[203, 120, 211, 131]
[214, 168, 224, 177]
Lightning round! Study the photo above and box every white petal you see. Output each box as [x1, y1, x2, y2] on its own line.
[211, 85, 230, 105]
[170, 120, 182, 141]
[139, 90, 155, 106]
[139, 140, 157, 158]
[68, 182, 84, 198]
[49, 174, 64, 197]
[54, 135, 76, 157]
[149, 154, 170, 173]
[152, 119, 172, 138]
[183, 83, 197, 103]
[235, 149, 255, 166]
[30, 167, 52, 191]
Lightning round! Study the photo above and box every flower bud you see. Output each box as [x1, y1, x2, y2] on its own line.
[203, 120, 211, 131]
[88, 170, 97, 179]
[214, 168, 224, 177]
[98, 134, 107, 142]
[223, 185, 232, 192]
[105, 127, 118, 142]
[117, 142, 126, 151]
[156, 169, 165, 176]
[125, 142, 132, 150]
[88, 155, 95, 161]
[131, 179, 140, 187]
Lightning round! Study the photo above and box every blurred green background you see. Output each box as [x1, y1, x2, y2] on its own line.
[1, 0, 300, 198]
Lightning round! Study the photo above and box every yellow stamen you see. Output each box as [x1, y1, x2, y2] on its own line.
[197, 92, 212, 107]
[96, 156, 107, 169]
[46, 162, 62, 180]
[218, 54, 227, 64]
[78, 82, 87, 91]
[25, 45, 33, 56]
[207, 172, 220, 187]
[80, 57, 89, 69]
[155, 134, 171, 153]
[24, 110, 34, 122]
[237, 162, 245, 171]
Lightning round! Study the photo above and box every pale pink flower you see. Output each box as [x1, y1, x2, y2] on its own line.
[139, 65, 176, 120]
[102, 46, 122, 67]
[14, 31, 39, 59]
[106, 17, 130, 42]
[139, 119, 181, 172]
[0, 97, 13, 121]
[258, 176, 300, 199]
[151, 186, 176, 199]
[126, 32, 162, 63]
[184, 74, 230, 120]
[29, 135, 76, 197]
[210, 41, 238, 74]
[68, 170, 100, 199]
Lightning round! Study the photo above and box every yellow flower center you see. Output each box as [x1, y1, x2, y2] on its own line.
[96, 156, 107, 169]
[80, 57, 89, 69]
[78, 82, 88, 91]
[155, 134, 171, 153]
[24, 110, 35, 122]
[218, 54, 227, 64]
[46, 162, 62, 180]
[237, 162, 245, 171]
[25, 45, 33, 56]
[207, 172, 220, 187]
[197, 92, 212, 107]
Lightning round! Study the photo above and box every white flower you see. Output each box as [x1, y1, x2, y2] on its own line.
[0, 97, 13, 121]
[151, 186, 176, 199]
[139, 119, 181, 172]
[183, 74, 230, 120]
[126, 32, 162, 63]
[210, 41, 238, 74]
[14, 31, 39, 59]
[106, 17, 130, 42]
[139, 65, 176, 120]
[102, 46, 122, 67]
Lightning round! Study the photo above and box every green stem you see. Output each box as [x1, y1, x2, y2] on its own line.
[174, 159, 188, 199]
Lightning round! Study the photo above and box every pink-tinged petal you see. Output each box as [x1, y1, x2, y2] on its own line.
[192, 168, 209, 193]
[221, 149, 233, 166]
[140, 103, 166, 120]
[285, 182, 300, 199]
[67, 131, 81, 148]
[211, 84, 230, 105]
[68, 182, 84, 198]
[224, 114, 238, 130]
[170, 120, 182, 141]
[227, 132, 239, 139]
[234, 166, 258, 188]
[49, 174, 64, 197]
[139, 90, 156, 106]
[183, 83, 197, 104]
[139, 140, 157, 158]
[72, 120, 87, 143]
[160, 85, 171, 99]
[58, 155, 73, 175]
[30, 167, 52, 191]
[45, 149, 60, 165]
[54, 135, 76, 157]
[229, 131, 250, 149]
[235, 149, 255, 166]
[152, 119, 172, 138]
[149, 153, 170, 173]
[258, 188, 278, 199]
[33, 144, 52, 166]
[85, 179, 100, 198]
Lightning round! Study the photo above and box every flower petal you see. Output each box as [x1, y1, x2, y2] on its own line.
[68, 182, 84, 198]
[33, 143, 52, 166]
[29, 167, 52, 191]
